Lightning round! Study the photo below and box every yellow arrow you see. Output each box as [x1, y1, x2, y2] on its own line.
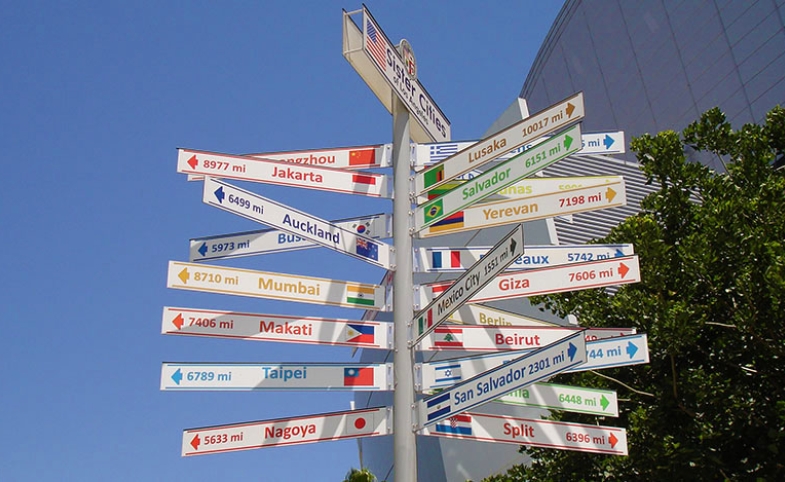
[606, 187, 617, 203]
[178, 268, 190, 284]
[565, 102, 575, 117]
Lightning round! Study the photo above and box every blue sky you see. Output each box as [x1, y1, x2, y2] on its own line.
[0, 1, 561, 480]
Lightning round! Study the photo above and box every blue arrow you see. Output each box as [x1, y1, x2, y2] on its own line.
[198, 243, 208, 257]
[214, 186, 225, 203]
[626, 341, 638, 359]
[172, 368, 183, 385]
[603, 134, 615, 150]
[567, 342, 577, 362]
[615, 249, 624, 257]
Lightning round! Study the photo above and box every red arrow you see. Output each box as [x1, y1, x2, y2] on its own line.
[190, 434, 200, 451]
[608, 432, 618, 448]
[618, 262, 629, 278]
[172, 313, 184, 330]
[187, 155, 198, 169]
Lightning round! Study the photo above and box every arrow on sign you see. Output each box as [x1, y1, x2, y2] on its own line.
[615, 249, 624, 257]
[609, 432, 619, 448]
[198, 243, 208, 257]
[626, 341, 638, 358]
[606, 186, 616, 202]
[213, 186, 225, 203]
[172, 313, 184, 330]
[178, 268, 189, 284]
[171, 368, 183, 385]
[567, 342, 577, 361]
[618, 262, 630, 278]
[600, 394, 610, 411]
[604, 134, 614, 150]
[565, 102, 575, 117]
[187, 155, 198, 169]
[190, 434, 200, 451]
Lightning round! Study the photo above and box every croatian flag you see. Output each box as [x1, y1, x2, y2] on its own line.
[434, 414, 472, 436]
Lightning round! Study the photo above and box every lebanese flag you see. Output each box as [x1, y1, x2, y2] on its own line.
[433, 327, 463, 348]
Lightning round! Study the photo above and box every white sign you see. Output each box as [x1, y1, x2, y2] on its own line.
[166, 261, 388, 311]
[420, 255, 641, 306]
[179, 148, 389, 198]
[420, 411, 627, 456]
[415, 332, 586, 429]
[447, 303, 559, 327]
[412, 224, 525, 345]
[161, 306, 392, 350]
[413, 130, 626, 168]
[342, 7, 450, 143]
[190, 213, 391, 261]
[415, 124, 582, 230]
[419, 325, 637, 352]
[182, 406, 390, 456]
[203, 177, 394, 270]
[417, 243, 635, 273]
[418, 177, 627, 238]
[415, 92, 584, 194]
[495, 382, 619, 417]
[566, 334, 649, 373]
[161, 362, 392, 391]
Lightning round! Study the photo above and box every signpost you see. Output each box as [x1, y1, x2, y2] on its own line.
[566, 334, 649, 373]
[161, 362, 392, 391]
[179, 148, 390, 198]
[415, 124, 582, 230]
[417, 243, 634, 273]
[202, 177, 394, 270]
[415, 92, 585, 195]
[162, 306, 392, 349]
[419, 177, 627, 238]
[415, 332, 586, 429]
[182, 406, 390, 456]
[190, 213, 391, 261]
[447, 303, 558, 327]
[420, 255, 641, 306]
[166, 261, 388, 311]
[411, 224, 525, 345]
[420, 412, 627, 456]
[494, 382, 619, 417]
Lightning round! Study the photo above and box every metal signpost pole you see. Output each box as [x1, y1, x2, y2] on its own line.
[392, 96, 417, 481]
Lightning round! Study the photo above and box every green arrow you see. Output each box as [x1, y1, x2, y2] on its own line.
[600, 394, 610, 411]
[564, 134, 573, 151]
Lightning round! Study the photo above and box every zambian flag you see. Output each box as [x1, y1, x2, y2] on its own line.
[346, 285, 376, 307]
[424, 199, 444, 225]
[424, 164, 445, 188]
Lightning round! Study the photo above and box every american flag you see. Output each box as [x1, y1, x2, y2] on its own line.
[365, 20, 387, 67]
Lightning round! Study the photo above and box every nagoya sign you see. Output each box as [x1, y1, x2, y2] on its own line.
[203, 177, 393, 270]
[415, 331, 587, 429]
[342, 6, 450, 143]
[167, 261, 387, 311]
[179, 148, 389, 198]
[420, 411, 627, 456]
[411, 224, 525, 346]
[415, 124, 582, 230]
[161, 362, 392, 391]
[162, 306, 392, 350]
[182, 407, 390, 456]
[415, 92, 584, 195]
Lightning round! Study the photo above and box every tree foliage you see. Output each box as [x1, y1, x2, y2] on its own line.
[343, 467, 378, 482]
[483, 106, 785, 481]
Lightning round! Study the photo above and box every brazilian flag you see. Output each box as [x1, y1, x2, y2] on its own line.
[424, 199, 444, 224]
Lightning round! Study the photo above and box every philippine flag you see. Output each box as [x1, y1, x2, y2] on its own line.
[344, 367, 374, 386]
[345, 324, 375, 344]
[434, 414, 472, 436]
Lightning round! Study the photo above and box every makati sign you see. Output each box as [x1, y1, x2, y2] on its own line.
[342, 6, 450, 143]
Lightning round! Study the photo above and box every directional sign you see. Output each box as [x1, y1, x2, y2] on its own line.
[420, 255, 640, 306]
[162, 306, 392, 349]
[447, 303, 559, 327]
[166, 261, 388, 311]
[566, 333, 649, 373]
[411, 224, 525, 345]
[416, 124, 582, 230]
[190, 213, 391, 262]
[161, 362, 392, 391]
[415, 332, 586, 429]
[179, 148, 390, 198]
[420, 411, 627, 456]
[413, 130, 626, 168]
[248, 144, 391, 169]
[182, 406, 390, 456]
[415, 92, 584, 195]
[418, 177, 627, 238]
[494, 382, 619, 417]
[417, 243, 634, 273]
[419, 325, 637, 352]
[203, 177, 394, 270]
[342, 6, 450, 143]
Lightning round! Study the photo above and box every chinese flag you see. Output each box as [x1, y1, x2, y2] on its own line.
[349, 149, 375, 166]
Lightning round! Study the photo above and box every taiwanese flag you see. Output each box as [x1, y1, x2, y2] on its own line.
[349, 149, 376, 166]
[344, 367, 374, 386]
[432, 250, 462, 269]
[345, 324, 375, 344]
[352, 173, 377, 185]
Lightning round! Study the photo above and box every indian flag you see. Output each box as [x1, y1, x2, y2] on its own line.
[346, 285, 376, 307]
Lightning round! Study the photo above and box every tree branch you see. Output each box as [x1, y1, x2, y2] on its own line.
[589, 371, 655, 397]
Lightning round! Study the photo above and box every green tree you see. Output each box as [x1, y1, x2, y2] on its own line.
[484, 106, 785, 481]
[343, 467, 378, 482]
